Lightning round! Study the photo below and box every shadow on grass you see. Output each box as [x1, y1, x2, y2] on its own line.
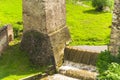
[83, 9, 106, 14]
[0, 43, 47, 80]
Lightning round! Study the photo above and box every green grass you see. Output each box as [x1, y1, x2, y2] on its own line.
[0, 0, 112, 45]
[0, 0, 22, 26]
[66, 2, 112, 45]
[0, 0, 23, 37]
[0, 39, 47, 80]
[0, 0, 112, 79]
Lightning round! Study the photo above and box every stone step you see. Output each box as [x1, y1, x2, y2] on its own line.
[40, 74, 80, 80]
[64, 46, 107, 66]
[41, 46, 106, 80]
[63, 60, 97, 72]
[59, 65, 98, 80]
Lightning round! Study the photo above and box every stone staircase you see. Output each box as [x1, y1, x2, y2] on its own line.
[41, 46, 107, 80]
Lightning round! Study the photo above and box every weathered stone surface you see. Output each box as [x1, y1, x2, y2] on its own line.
[45, 0, 66, 33]
[7, 25, 14, 42]
[23, 0, 46, 33]
[23, 0, 66, 34]
[59, 65, 97, 80]
[49, 27, 70, 68]
[109, 0, 120, 55]
[21, 30, 55, 66]
[0, 27, 8, 55]
[0, 25, 14, 55]
[22, 0, 70, 68]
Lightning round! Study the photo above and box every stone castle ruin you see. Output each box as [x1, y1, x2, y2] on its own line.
[21, 0, 120, 79]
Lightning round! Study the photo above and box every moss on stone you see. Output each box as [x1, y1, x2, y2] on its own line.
[21, 30, 55, 66]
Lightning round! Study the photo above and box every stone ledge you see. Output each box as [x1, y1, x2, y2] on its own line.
[64, 46, 108, 65]
[59, 65, 97, 80]
[66, 45, 108, 53]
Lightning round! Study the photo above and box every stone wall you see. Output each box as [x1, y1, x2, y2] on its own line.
[0, 26, 8, 55]
[109, 0, 120, 55]
[21, 0, 71, 69]
[0, 25, 14, 55]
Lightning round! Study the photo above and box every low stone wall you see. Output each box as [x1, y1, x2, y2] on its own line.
[0, 25, 14, 55]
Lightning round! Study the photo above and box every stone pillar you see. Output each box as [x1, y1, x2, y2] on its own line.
[21, 0, 71, 69]
[109, 0, 120, 55]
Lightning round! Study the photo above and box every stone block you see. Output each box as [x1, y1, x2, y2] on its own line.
[45, 0, 66, 33]
[23, 0, 46, 33]
[22, 0, 71, 69]
[49, 26, 71, 68]
[21, 27, 70, 68]
[7, 25, 14, 42]
[21, 30, 55, 66]
[0, 25, 14, 55]
[23, 0, 66, 34]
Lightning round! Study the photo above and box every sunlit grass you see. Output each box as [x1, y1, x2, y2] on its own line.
[0, 39, 46, 80]
[0, 0, 112, 45]
[66, 3, 112, 45]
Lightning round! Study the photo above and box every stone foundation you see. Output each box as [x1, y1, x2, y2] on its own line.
[21, 0, 70, 69]
[21, 30, 54, 66]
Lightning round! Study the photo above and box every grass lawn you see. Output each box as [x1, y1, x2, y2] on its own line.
[0, 39, 47, 80]
[0, 0, 22, 26]
[66, 2, 112, 45]
[0, 0, 23, 37]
